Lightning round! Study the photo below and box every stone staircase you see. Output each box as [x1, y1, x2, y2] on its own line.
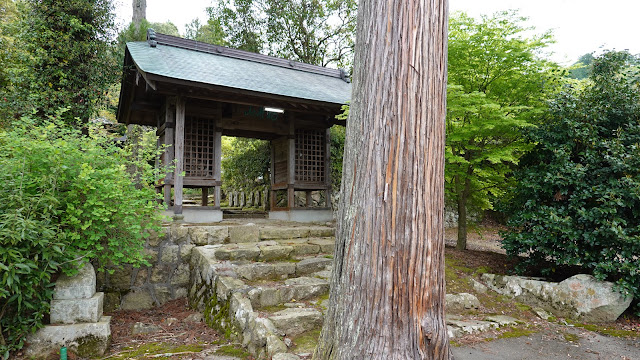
[189, 224, 335, 359]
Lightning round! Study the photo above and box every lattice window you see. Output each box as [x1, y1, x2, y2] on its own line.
[295, 129, 325, 183]
[184, 117, 215, 178]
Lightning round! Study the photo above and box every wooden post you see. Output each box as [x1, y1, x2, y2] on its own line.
[202, 187, 208, 206]
[164, 100, 175, 207]
[269, 139, 276, 209]
[287, 116, 295, 209]
[174, 97, 185, 215]
[214, 130, 222, 208]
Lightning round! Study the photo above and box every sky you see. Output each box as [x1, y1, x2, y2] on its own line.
[114, 0, 640, 65]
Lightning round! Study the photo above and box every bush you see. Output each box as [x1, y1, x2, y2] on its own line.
[502, 52, 640, 307]
[0, 115, 163, 357]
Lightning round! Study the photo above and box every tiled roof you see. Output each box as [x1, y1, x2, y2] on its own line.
[126, 34, 351, 105]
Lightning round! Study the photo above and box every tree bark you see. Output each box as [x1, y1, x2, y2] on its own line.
[313, 0, 451, 359]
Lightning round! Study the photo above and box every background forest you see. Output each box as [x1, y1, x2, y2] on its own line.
[0, 0, 639, 357]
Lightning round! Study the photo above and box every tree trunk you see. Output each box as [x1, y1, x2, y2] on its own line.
[456, 192, 467, 250]
[132, 0, 146, 26]
[313, 0, 450, 359]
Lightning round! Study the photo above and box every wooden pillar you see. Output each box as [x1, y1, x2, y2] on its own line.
[173, 97, 185, 214]
[325, 128, 332, 208]
[214, 130, 222, 208]
[201, 187, 208, 206]
[287, 116, 295, 209]
[164, 100, 175, 207]
[270, 139, 276, 209]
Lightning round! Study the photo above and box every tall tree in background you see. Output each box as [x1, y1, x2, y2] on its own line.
[446, 11, 561, 250]
[314, 0, 450, 358]
[132, 0, 146, 26]
[193, 0, 356, 69]
[16, 0, 118, 124]
[263, 0, 356, 67]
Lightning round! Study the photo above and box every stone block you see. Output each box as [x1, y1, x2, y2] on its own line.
[180, 244, 195, 261]
[556, 274, 633, 322]
[174, 287, 188, 299]
[120, 290, 154, 310]
[154, 286, 172, 305]
[308, 228, 335, 238]
[266, 335, 288, 356]
[144, 248, 159, 261]
[108, 266, 134, 290]
[272, 263, 296, 279]
[161, 245, 180, 263]
[146, 227, 168, 247]
[260, 227, 310, 240]
[171, 263, 190, 286]
[191, 226, 229, 245]
[296, 257, 332, 275]
[445, 293, 481, 312]
[50, 292, 104, 324]
[170, 225, 190, 244]
[268, 308, 323, 337]
[258, 245, 293, 261]
[25, 316, 111, 359]
[103, 292, 121, 312]
[229, 225, 260, 243]
[308, 238, 335, 253]
[151, 264, 172, 283]
[133, 268, 149, 287]
[230, 246, 261, 261]
[290, 243, 320, 257]
[285, 277, 329, 300]
[53, 263, 96, 300]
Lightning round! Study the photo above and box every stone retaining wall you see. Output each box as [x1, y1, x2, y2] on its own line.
[97, 222, 334, 312]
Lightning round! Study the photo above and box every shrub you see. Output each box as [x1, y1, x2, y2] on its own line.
[0, 114, 163, 357]
[502, 52, 640, 308]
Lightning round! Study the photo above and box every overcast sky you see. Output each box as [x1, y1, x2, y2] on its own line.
[114, 0, 640, 65]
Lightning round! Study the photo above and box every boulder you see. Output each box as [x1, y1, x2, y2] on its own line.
[555, 274, 633, 322]
[482, 273, 633, 322]
[445, 293, 481, 312]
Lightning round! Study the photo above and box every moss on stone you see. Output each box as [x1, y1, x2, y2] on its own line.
[291, 329, 321, 353]
[110, 343, 205, 359]
[214, 344, 251, 358]
[569, 321, 640, 338]
[562, 332, 580, 342]
[497, 326, 536, 339]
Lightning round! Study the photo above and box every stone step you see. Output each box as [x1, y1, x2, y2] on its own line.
[234, 256, 333, 282]
[268, 308, 323, 337]
[208, 239, 335, 262]
[178, 223, 335, 246]
[248, 277, 330, 309]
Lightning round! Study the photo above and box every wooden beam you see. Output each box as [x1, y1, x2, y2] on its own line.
[325, 127, 332, 208]
[174, 97, 185, 214]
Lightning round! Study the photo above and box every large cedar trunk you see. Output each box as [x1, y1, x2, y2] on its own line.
[313, 0, 451, 359]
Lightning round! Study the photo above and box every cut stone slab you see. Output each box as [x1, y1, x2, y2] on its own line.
[446, 293, 481, 312]
[485, 315, 519, 326]
[307, 238, 335, 253]
[296, 257, 332, 275]
[229, 224, 260, 243]
[268, 308, 323, 337]
[446, 319, 498, 337]
[259, 245, 294, 261]
[308, 228, 335, 238]
[284, 277, 330, 300]
[260, 227, 310, 240]
[25, 316, 111, 359]
[53, 263, 96, 300]
[50, 292, 104, 324]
